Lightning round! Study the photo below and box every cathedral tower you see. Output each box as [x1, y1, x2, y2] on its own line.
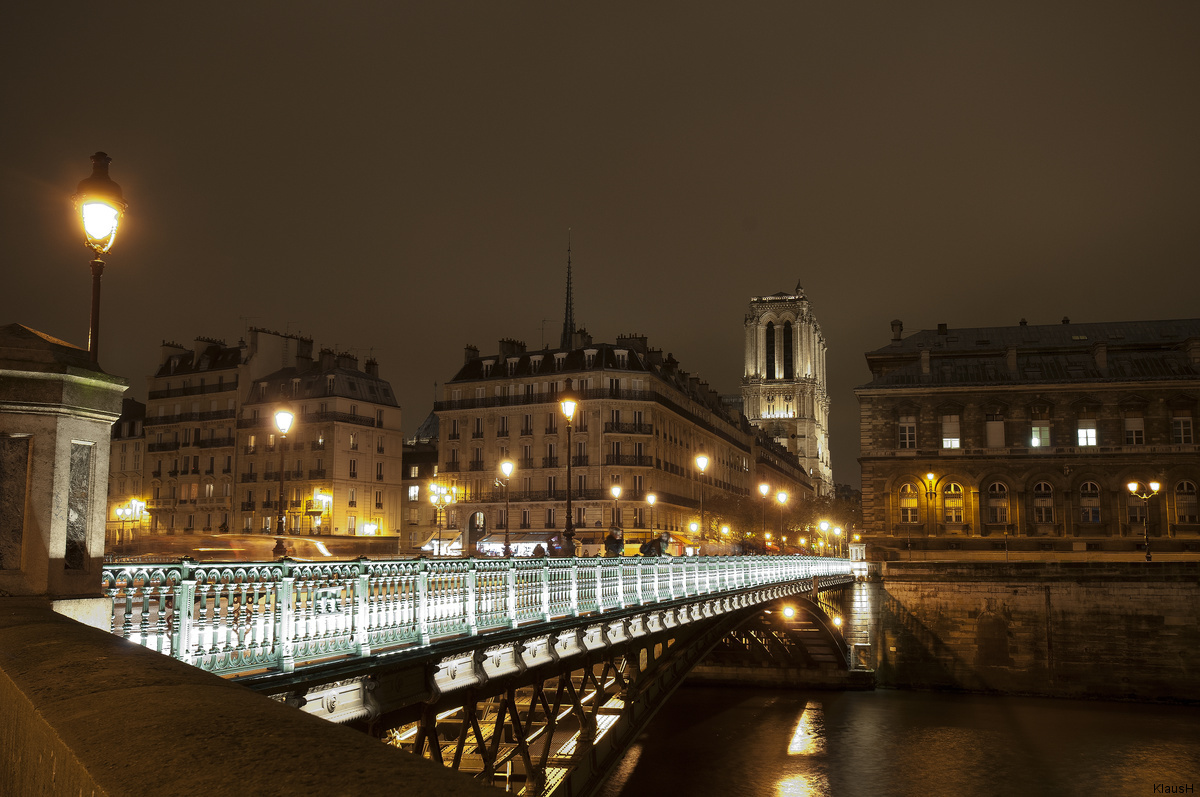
[742, 282, 832, 494]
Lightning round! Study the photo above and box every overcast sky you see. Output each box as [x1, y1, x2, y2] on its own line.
[4, 2, 1199, 487]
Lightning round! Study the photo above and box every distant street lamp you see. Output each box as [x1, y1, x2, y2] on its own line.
[115, 498, 144, 547]
[758, 483, 770, 542]
[72, 152, 127, 363]
[1127, 480, 1161, 562]
[560, 379, 579, 556]
[776, 491, 788, 556]
[695, 452, 710, 545]
[498, 459, 515, 557]
[611, 484, 622, 530]
[834, 527, 843, 557]
[429, 483, 457, 555]
[646, 493, 657, 542]
[274, 405, 295, 536]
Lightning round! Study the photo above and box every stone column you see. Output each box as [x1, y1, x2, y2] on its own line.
[0, 324, 126, 627]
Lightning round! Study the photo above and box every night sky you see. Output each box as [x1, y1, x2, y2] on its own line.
[4, 3, 1199, 487]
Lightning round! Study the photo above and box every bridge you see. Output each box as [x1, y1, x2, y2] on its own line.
[102, 554, 858, 796]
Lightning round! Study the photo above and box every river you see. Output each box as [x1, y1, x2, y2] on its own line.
[598, 686, 1200, 797]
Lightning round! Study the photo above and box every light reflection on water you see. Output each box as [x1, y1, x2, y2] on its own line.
[598, 687, 1200, 797]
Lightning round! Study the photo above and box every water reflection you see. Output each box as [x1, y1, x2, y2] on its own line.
[599, 687, 1200, 797]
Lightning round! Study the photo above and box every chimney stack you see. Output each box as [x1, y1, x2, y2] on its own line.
[891, 319, 903, 342]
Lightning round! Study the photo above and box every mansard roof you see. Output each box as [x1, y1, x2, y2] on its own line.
[243, 362, 399, 407]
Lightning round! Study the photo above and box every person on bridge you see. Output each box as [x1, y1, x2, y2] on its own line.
[532, 544, 546, 557]
[604, 528, 623, 556]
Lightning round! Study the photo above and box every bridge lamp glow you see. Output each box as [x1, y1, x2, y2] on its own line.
[274, 406, 295, 435]
[695, 453, 709, 473]
[782, 606, 796, 619]
[721, 525, 730, 536]
[559, 386, 578, 422]
[611, 484, 622, 500]
[500, 459, 515, 479]
[777, 491, 787, 505]
[832, 617, 843, 627]
[689, 522, 698, 533]
[819, 521, 830, 532]
[759, 483, 769, 497]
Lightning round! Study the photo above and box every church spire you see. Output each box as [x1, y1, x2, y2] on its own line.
[560, 230, 576, 349]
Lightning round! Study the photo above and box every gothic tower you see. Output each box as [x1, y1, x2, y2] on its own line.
[742, 282, 832, 494]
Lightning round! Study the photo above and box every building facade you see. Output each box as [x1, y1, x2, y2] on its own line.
[742, 284, 832, 495]
[856, 318, 1200, 559]
[105, 398, 145, 546]
[434, 332, 812, 556]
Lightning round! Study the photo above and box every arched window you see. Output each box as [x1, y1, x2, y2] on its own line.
[783, 321, 795, 379]
[1177, 481, 1198, 523]
[765, 322, 776, 380]
[943, 482, 964, 523]
[899, 483, 919, 524]
[1033, 481, 1054, 523]
[987, 482, 1009, 524]
[1080, 482, 1101, 523]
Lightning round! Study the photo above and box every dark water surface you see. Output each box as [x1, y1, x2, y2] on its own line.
[598, 687, 1200, 797]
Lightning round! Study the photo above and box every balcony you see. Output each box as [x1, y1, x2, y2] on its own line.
[375, 473, 384, 481]
[147, 498, 175, 509]
[148, 441, 180, 453]
[447, 433, 460, 441]
[604, 454, 653, 467]
[189, 468, 200, 475]
[167, 469, 180, 477]
[151, 469, 162, 478]
[542, 456, 559, 468]
[240, 473, 258, 483]
[290, 500, 303, 508]
[290, 470, 304, 479]
[348, 500, 357, 508]
[241, 501, 256, 511]
[497, 429, 509, 438]
[544, 427, 558, 435]
[198, 437, 235, 449]
[308, 469, 326, 479]
[264, 472, 278, 482]
[310, 441, 326, 451]
[520, 428, 534, 437]
[468, 461, 485, 471]
[471, 432, 484, 439]
[571, 455, 589, 467]
[443, 462, 461, 473]
[148, 380, 237, 400]
[204, 469, 214, 475]
[604, 422, 654, 435]
[222, 467, 232, 474]
[375, 502, 383, 509]
[244, 446, 256, 455]
[518, 458, 536, 469]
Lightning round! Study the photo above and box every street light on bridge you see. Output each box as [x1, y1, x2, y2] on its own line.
[776, 491, 788, 555]
[273, 405, 295, 537]
[560, 380, 579, 556]
[1127, 480, 1161, 562]
[73, 152, 127, 363]
[498, 459, 515, 557]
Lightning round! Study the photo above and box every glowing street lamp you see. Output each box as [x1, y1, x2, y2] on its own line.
[273, 405, 295, 536]
[758, 483, 770, 545]
[834, 527, 843, 557]
[560, 379, 579, 556]
[611, 483, 622, 530]
[498, 459, 515, 557]
[429, 482, 457, 555]
[72, 152, 127, 363]
[646, 493, 657, 542]
[695, 451, 709, 544]
[1127, 480, 1161, 562]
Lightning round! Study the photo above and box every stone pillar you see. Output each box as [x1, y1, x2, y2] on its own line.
[0, 324, 126, 627]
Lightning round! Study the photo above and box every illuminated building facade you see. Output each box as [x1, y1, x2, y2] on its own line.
[857, 318, 1200, 558]
[106, 398, 145, 546]
[742, 284, 832, 495]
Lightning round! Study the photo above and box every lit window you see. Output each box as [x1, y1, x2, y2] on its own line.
[941, 415, 960, 449]
[987, 482, 1008, 524]
[899, 483, 918, 524]
[408, 485, 419, 501]
[1077, 420, 1097, 446]
[943, 483, 963, 523]
[1033, 482, 1054, 523]
[1080, 482, 1101, 523]
[409, 465, 419, 478]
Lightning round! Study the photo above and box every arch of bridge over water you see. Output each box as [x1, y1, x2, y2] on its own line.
[103, 555, 856, 796]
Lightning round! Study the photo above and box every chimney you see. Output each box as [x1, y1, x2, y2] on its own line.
[336, 352, 358, 371]
[1019, 318, 1028, 327]
[920, 349, 931, 376]
[1006, 346, 1019, 377]
[364, 358, 379, 377]
[891, 319, 903, 342]
[937, 323, 948, 336]
[1062, 316, 1070, 325]
[498, 338, 526, 360]
[160, 340, 186, 367]
[464, 344, 479, 364]
[319, 348, 336, 370]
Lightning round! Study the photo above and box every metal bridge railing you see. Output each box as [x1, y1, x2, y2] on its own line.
[100, 555, 851, 678]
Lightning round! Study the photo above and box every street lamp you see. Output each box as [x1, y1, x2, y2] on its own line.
[611, 483, 622, 531]
[429, 483, 457, 555]
[1127, 481, 1161, 562]
[834, 527, 843, 557]
[73, 152, 127, 363]
[646, 493, 657, 542]
[274, 405, 295, 536]
[776, 491, 788, 556]
[758, 483, 770, 542]
[499, 459, 515, 557]
[115, 499, 143, 547]
[818, 521, 830, 555]
[560, 379, 579, 556]
[695, 451, 709, 544]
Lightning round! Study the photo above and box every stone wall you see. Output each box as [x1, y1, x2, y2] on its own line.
[873, 562, 1200, 702]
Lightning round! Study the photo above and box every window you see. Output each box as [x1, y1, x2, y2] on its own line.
[1176, 481, 1198, 523]
[348, 515, 357, 533]
[376, 462, 384, 480]
[987, 482, 1009, 524]
[943, 482, 963, 523]
[1031, 406, 1050, 448]
[375, 490, 383, 509]
[1033, 482, 1054, 523]
[898, 415, 916, 449]
[473, 417, 484, 437]
[349, 459, 358, 478]
[545, 508, 556, 527]
[941, 415, 960, 449]
[1077, 409, 1098, 446]
[1172, 410, 1194, 444]
[408, 485, 419, 501]
[409, 465, 419, 478]
[1128, 489, 1148, 524]
[498, 416, 509, 436]
[1124, 413, 1145, 445]
[985, 413, 1005, 448]
[349, 433, 358, 450]
[1080, 482, 1101, 523]
[899, 483, 918, 524]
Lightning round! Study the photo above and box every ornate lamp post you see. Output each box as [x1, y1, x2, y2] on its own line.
[695, 452, 709, 546]
[834, 526, 843, 557]
[611, 484, 622, 530]
[1127, 480, 1161, 562]
[776, 490, 788, 555]
[273, 405, 295, 536]
[646, 493, 657, 542]
[499, 459, 515, 557]
[560, 379, 578, 556]
[72, 152, 127, 363]
[918, 471, 936, 561]
[429, 483, 457, 556]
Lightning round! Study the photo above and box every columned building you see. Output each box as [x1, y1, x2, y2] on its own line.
[857, 318, 1200, 559]
[742, 284, 832, 494]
